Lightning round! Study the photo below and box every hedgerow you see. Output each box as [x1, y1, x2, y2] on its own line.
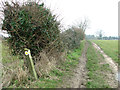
[60, 26, 85, 50]
[2, 1, 61, 58]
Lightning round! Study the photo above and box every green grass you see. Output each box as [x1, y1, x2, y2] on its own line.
[92, 40, 118, 63]
[2, 41, 23, 64]
[86, 41, 110, 88]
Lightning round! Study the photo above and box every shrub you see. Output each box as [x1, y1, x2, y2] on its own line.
[60, 26, 85, 50]
[2, 1, 61, 57]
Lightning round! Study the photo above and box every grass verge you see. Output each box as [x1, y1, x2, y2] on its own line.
[86, 41, 111, 88]
[3, 40, 85, 88]
[28, 40, 85, 88]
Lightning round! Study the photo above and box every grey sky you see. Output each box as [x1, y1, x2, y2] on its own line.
[44, 0, 119, 36]
[0, 0, 119, 36]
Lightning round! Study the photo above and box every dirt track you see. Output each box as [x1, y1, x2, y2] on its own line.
[64, 41, 118, 88]
[67, 41, 89, 88]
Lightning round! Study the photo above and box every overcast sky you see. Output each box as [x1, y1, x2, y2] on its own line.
[44, 0, 119, 36]
[0, 0, 119, 36]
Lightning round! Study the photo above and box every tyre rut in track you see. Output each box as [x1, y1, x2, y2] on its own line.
[68, 41, 89, 88]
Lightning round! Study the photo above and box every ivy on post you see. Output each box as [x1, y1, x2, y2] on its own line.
[24, 48, 38, 80]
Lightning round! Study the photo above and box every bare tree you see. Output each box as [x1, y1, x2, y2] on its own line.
[77, 19, 89, 32]
[96, 30, 104, 39]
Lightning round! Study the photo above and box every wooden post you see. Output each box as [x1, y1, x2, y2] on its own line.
[24, 48, 38, 80]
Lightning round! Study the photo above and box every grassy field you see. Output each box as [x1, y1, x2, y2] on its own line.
[2, 40, 85, 88]
[86, 41, 111, 88]
[92, 40, 118, 63]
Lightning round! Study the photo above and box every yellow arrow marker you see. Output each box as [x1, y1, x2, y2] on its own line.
[24, 48, 38, 80]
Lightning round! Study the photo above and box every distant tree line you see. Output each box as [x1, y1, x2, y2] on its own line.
[86, 35, 119, 40]
[85, 35, 97, 40]
[102, 36, 118, 40]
